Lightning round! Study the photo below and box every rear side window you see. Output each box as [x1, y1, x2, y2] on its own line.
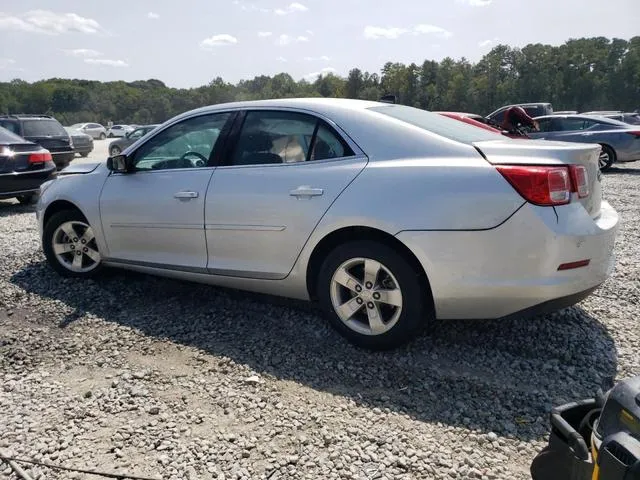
[0, 120, 21, 135]
[369, 105, 504, 144]
[0, 125, 26, 143]
[23, 119, 67, 137]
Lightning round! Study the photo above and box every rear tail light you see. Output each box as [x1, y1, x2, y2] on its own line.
[496, 165, 571, 206]
[627, 131, 640, 138]
[28, 151, 53, 164]
[569, 165, 589, 198]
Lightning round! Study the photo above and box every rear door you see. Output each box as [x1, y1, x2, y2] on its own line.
[204, 109, 368, 279]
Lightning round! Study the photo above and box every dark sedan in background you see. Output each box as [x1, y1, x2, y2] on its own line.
[0, 126, 57, 205]
[65, 127, 94, 157]
[0, 114, 75, 169]
[108, 124, 159, 156]
[529, 114, 640, 170]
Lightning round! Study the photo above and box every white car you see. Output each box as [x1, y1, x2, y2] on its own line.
[68, 123, 107, 140]
[36, 99, 619, 350]
[107, 125, 133, 138]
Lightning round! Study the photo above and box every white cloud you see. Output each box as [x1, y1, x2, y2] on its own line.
[258, 31, 272, 37]
[276, 34, 309, 46]
[303, 67, 337, 81]
[147, 12, 160, 19]
[275, 2, 308, 15]
[277, 56, 287, 62]
[478, 37, 499, 47]
[200, 34, 238, 48]
[296, 35, 309, 42]
[233, 1, 270, 13]
[0, 10, 104, 35]
[364, 24, 452, 40]
[85, 58, 128, 67]
[459, 0, 493, 5]
[64, 48, 102, 58]
[413, 24, 452, 38]
[363, 26, 407, 40]
[306, 29, 314, 36]
[304, 55, 331, 61]
[0, 58, 15, 69]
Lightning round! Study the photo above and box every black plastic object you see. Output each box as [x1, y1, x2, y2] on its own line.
[530, 398, 599, 480]
[595, 376, 640, 445]
[598, 432, 640, 479]
[379, 95, 396, 104]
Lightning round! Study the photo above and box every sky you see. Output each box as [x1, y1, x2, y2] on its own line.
[0, 0, 639, 89]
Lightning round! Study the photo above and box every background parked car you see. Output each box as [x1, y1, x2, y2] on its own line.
[64, 127, 94, 157]
[0, 125, 57, 205]
[597, 112, 640, 125]
[0, 114, 75, 169]
[68, 123, 107, 140]
[529, 114, 640, 171]
[107, 125, 134, 138]
[487, 102, 554, 125]
[108, 124, 159, 156]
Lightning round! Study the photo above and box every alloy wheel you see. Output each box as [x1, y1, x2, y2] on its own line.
[52, 221, 101, 273]
[329, 257, 403, 336]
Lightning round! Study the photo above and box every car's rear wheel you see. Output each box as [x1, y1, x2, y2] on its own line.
[80, 152, 89, 158]
[317, 240, 429, 350]
[109, 146, 121, 157]
[43, 210, 103, 278]
[16, 193, 37, 205]
[598, 144, 615, 171]
[99, 133, 106, 140]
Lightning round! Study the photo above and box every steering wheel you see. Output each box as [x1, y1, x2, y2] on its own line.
[180, 151, 208, 167]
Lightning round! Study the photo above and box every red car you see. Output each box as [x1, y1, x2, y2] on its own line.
[435, 111, 529, 139]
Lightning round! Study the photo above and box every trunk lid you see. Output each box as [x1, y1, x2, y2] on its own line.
[473, 138, 603, 218]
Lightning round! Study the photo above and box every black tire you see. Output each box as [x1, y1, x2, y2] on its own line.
[80, 152, 89, 158]
[598, 144, 615, 172]
[16, 193, 37, 205]
[43, 209, 103, 278]
[108, 133, 114, 138]
[109, 146, 121, 157]
[317, 240, 431, 350]
[99, 133, 106, 140]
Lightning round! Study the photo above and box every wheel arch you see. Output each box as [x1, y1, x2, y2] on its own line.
[43, 199, 87, 228]
[306, 225, 434, 311]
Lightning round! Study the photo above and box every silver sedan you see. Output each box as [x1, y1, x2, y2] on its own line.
[36, 99, 619, 350]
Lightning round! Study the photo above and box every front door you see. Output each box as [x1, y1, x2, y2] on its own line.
[205, 109, 368, 279]
[99, 112, 233, 270]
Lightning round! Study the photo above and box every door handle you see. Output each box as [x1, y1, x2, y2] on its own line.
[289, 186, 324, 198]
[174, 191, 199, 199]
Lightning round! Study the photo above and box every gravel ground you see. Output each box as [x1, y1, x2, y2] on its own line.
[1, 165, 639, 480]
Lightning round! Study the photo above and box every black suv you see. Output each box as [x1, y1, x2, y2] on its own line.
[0, 114, 75, 169]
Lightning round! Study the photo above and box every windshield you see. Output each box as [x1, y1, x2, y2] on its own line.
[368, 105, 505, 144]
[23, 119, 67, 137]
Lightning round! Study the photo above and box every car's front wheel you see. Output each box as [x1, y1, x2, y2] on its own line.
[317, 240, 430, 350]
[99, 133, 106, 140]
[599, 144, 615, 171]
[43, 210, 103, 278]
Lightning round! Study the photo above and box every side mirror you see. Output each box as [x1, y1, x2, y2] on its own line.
[106, 154, 130, 173]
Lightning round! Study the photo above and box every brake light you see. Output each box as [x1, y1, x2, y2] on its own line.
[496, 165, 571, 206]
[569, 165, 589, 198]
[28, 152, 53, 164]
[627, 131, 640, 138]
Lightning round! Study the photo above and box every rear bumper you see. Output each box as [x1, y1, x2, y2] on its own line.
[0, 164, 57, 199]
[396, 201, 619, 320]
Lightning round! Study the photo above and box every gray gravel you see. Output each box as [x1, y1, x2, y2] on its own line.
[1, 164, 639, 480]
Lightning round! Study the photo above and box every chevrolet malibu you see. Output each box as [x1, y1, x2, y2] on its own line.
[36, 99, 619, 350]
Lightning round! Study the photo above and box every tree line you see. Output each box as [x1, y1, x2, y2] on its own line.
[0, 36, 638, 126]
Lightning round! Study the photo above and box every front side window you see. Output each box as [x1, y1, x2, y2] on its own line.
[231, 110, 353, 166]
[558, 118, 586, 131]
[23, 119, 67, 137]
[132, 113, 231, 171]
[537, 118, 553, 132]
[128, 128, 146, 140]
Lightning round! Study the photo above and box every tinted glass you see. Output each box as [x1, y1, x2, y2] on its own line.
[370, 104, 504, 143]
[133, 113, 230, 171]
[537, 118, 553, 132]
[0, 125, 27, 143]
[558, 118, 586, 131]
[0, 120, 20, 135]
[311, 124, 352, 161]
[128, 128, 146, 139]
[23, 119, 67, 136]
[232, 111, 318, 165]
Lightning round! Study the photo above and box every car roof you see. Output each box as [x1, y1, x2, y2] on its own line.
[534, 114, 630, 126]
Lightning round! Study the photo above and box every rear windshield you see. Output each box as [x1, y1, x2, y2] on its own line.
[23, 119, 67, 137]
[0, 120, 21, 135]
[369, 105, 504, 143]
[0, 125, 27, 143]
